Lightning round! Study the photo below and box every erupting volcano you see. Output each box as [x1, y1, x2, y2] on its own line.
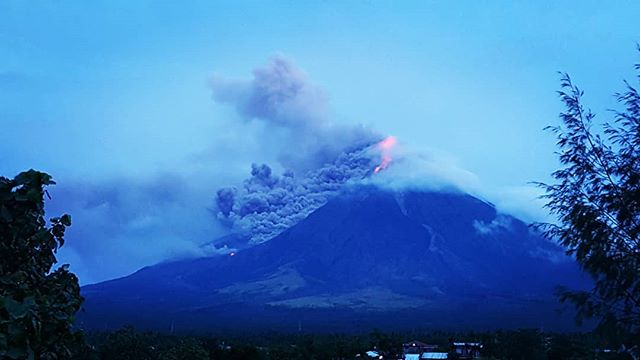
[78, 57, 589, 333]
[81, 185, 589, 332]
[209, 57, 406, 246]
[213, 133, 403, 247]
[374, 135, 397, 173]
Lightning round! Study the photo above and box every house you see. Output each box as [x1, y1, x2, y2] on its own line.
[401, 340, 481, 360]
[451, 342, 482, 359]
[402, 341, 438, 356]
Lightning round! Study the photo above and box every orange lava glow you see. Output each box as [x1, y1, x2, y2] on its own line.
[373, 136, 397, 173]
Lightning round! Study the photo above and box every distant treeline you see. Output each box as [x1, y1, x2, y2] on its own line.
[71, 326, 631, 360]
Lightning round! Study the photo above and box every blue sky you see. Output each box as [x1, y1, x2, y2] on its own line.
[1, 1, 639, 283]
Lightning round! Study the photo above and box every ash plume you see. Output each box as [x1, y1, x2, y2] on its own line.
[210, 56, 380, 172]
[215, 143, 381, 244]
[210, 57, 386, 244]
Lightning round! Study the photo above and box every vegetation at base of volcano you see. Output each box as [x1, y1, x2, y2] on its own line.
[73, 327, 630, 360]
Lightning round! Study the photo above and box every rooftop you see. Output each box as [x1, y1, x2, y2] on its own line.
[421, 352, 448, 359]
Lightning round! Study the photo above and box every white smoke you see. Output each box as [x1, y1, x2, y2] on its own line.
[473, 215, 513, 235]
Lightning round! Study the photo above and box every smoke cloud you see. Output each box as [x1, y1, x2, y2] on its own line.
[46, 57, 546, 283]
[209, 57, 503, 245]
[210, 56, 389, 244]
[210, 56, 380, 172]
[211, 56, 328, 130]
[215, 145, 380, 244]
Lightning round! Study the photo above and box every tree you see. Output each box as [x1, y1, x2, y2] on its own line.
[98, 327, 159, 360]
[0, 170, 85, 359]
[537, 48, 640, 355]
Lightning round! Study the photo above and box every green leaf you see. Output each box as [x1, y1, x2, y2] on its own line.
[14, 170, 54, 186]
[6, 346, 26, 359]
[4, 296, 35, 319]
[0, 206, 12, 222]
[60, 214, 71, 226]
[0, 170, 84, 358]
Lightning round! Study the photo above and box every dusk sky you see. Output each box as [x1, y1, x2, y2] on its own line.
[1, 1, 639, 284]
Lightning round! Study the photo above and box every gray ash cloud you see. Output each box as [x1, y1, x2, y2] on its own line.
[215, 145, 379, 244]
[210, 56, 384, 244]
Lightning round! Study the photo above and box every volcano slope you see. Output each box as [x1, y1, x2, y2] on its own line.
[80, 186, 588, 332]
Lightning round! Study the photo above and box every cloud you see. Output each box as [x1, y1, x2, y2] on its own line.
[46, 173, 226, 284]
[209, 57, 531, 245]
[210, 56, 380, 172]
[488, 185, 553, 224]
[210, 56, 389, 244]
[42, 56, 552, 284]
[210, 56, 329, 130]
[366, 146, 481, 194]
[215, 144, 379, 245]
[37, 56, 385, 283]
[473, 215, 513, 235]
[366, 145, 553, 225]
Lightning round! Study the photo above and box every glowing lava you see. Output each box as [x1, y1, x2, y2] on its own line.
[373, 136, 397, 173]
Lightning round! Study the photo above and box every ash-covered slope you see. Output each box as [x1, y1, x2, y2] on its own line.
[80, 186, 587, 332]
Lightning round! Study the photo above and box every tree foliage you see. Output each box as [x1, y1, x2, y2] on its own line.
[537, 48, 640, 354]
[0, 170, 85, 359]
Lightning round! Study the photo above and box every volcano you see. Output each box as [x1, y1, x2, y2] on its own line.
[80, 186, 588, 332]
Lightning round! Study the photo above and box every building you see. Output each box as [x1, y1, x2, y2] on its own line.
[451, 342, 482, 359]
[402, 341, 438, 356]
[401, 339, 482, 360]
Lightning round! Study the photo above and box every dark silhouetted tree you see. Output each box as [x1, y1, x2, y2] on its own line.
[0, 170, 85, 359]
[537, 48, 640, 356]
[158, 338, 209, 360]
